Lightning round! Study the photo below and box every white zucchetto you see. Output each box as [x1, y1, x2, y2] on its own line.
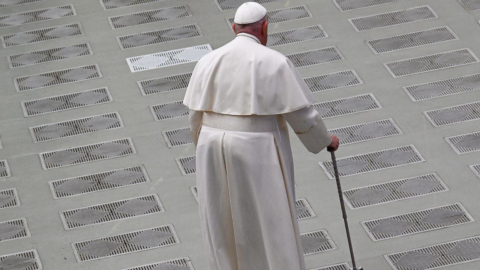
[233, 2, 267, 24]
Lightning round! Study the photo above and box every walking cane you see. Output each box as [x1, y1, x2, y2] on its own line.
[327, 147, 363, 270]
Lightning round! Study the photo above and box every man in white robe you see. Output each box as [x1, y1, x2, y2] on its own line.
[183, 2, 340, 269]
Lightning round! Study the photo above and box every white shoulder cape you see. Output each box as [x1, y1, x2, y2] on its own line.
[183, 35, 315, 115]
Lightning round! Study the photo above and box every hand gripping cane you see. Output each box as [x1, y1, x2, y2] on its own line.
[327, 147, 363, 270]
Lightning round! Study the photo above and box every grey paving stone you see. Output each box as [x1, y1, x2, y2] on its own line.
[300, 230, 336, 255]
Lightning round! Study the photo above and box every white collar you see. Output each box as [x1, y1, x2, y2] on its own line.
[236, 33, 261, 44]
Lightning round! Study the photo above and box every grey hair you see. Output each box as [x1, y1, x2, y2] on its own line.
[234, 15, 267, 32]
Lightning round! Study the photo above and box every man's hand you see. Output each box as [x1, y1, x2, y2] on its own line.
[327, 135, 339, 152]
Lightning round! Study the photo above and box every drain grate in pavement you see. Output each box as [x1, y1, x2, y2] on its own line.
[50, 166, 149, 199]
[446, 131, 480, 154]
[460, 0, 480, 12]
[61, 195, 164, 229]
[367, 27, 458, 54]
[8, 43, 92, 68]
[15, 64, 102, 91]
[267, 25, 328, 47]
[118, 24, 201, 49]
[22, 88, 112, 117]
[471, 164, 480, 179]
[362, 203, 473, 241]
[424, 101, 480, 127]
[0, 0, 43, 7]
[313, 93, 381, 119]
[0, 250, 42, 270]
[72, 225, 179, 262]
[2, 23, 83, 47]
[227, 5, 311, 25]
[176, 156, 196, 175]
[216, 0, 278, 10]
[101, 0, 166, 10]
[404, 73, 480, 101]
[151, 101, 189, 120]
[31, 112, 122, 143]
[349, 6, 437, 32]
[296, 198, 316, 220]
[305, 70, 362, 93]
[0, 160, 10, 178]
[320, 145, 425, 179]
[139, 72, 191, 95]
[109, 5, 191, 29]
[301, 230, 337, 255]
[0, 5, 75, 28]
[0, 189, 20, 209]
[334, 0, 400, 11]
[163, 127, 192, 147]
[286, 47, 343, 68]
[385, 235, 480, 270]
[385, 48, 479, 78]
[39, 138, 136, 170]
[344, 173, 448, 209]
[127, 44, 212, 72]
[123, 257, 194, 270]
[312, 263, 350, 270]
[328, 118, 402, 146]
[0, 218, 30, 242]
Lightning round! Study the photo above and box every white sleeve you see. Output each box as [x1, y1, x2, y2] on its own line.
[282, 105, 332, 154]
[189, 109, 203, 147]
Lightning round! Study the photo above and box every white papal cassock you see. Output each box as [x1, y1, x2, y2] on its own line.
[183, 32, 332, 270]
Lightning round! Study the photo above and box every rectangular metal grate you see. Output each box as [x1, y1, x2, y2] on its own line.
[31, 112, 123, 143]
[267, 25, 328, 47]
[101, 0, 166, 10]
[72, 225, 179, 262]
[0, 0, 43, 7]
[367, 27, 458, 54]
[296, 198, 316, 220]
[384, 48, 479, 78]
[61, 194, 164, 229]
[344, 173, 448, 209]
[459, 0, 480, 12]
[319, 145, 425, 179]
[39, 138, 136, 170]
[328, 118, 402, 146]
[126, 44, 212, 72]
[8, 43, 92, 68]
[216, 0, 278, 10]
[305, 69, 363, 93]
[15, 64, 102, 91]
[349, 6, 437, 32]
[176, 156, 196, 175]
[362, 203, 473, 241]
[151, 101, 189, 120]
[109, 5, 192, 29]
[404, 73, 480, 102]
[0, 250, 42, 270]
[2, 23, 83, 47]
[49, 166, 149, 199]
[313, 93, 382, 119]
[0, 218, 30, 242]
[123, 257, 194, 270]
[163, 127, 192, 148]
[227, 5, 312, 25]
[471, 164, 480, 179]
[446, 131, 480, 154]
[312, 263, 350, 270]
[0, 160, 10, 178]
[286, 47, 343, 68]
[424, 101, 480, 127]
[385, 235, 480, 270]
[301, 229, 337, 255]
[0, 188, 20, 209]
[334, 0, 400, 11]
[22, 87, 112, 117]
[118, 24, 201, 49]
[139, 72, 192, 95]
[0, 5, 75, 28]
